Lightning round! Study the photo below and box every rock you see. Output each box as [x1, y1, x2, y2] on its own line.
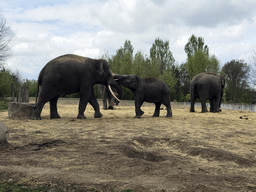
[8, 102, 35, 119]
[0, 121, 9, 144]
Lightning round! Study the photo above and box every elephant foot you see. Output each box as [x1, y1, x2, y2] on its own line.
[50, 114, 61, 119]
[77, 114, 86, 119]
[152, 114, 159, 117]
[190, 108, 195, 112]
[135, 110, 144, 118]
[108, 106, 114, 110]
[166, 114, 172, 118]
[31, 112, 41, 120]
[31, 116, 41, 120]
[94, 112, 103, 118]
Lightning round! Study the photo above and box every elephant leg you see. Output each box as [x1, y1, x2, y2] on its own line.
[89, 89, 103, 118]
[152, 103, 161, 117]
[31, 98, 47, 120]
[108, 95, 115, 110]
[102, 87, 108, 110]
[50, 95, 61, 119]
[210, 99, 215, 112]
[190, 99, 196, 112]
[163, 98, 172, 117]
[200, 98, 208, 112]
[77, 89, 91, 119]
[31, 88, 53, 120]
[134, 97, 144, 118]
[214, 94, 221, 112]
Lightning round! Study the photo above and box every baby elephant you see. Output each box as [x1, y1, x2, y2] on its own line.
[114, 74, 172, 118]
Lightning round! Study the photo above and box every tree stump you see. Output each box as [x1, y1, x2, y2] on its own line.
[0, 121, 9, 147]
[8, 102, 35, 119]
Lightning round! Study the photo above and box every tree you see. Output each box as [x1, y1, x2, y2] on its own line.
[184, 34, 209, 57]
[186, 49, 209, 77]
[108, 40, 134, 75]
[0, 14, 12, 69]
[222, 60, 250, 102]
[207, 54, 220, 73]
[0, 68, 14, 98]
[185, 35, 220, 77]
[150, 38, 175, 75]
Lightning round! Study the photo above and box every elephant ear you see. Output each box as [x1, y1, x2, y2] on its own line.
[129, 76, 138, 90]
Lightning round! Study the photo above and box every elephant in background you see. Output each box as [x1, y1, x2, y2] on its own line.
[31, 54, 122, 120]
[97, 84, 119, 110]
[190, 72, 225, 113]
[114, 74, 172, 118]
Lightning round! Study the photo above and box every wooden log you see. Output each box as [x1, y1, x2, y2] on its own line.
[8, 102, 35, 119]
[0, 121, 9, 147]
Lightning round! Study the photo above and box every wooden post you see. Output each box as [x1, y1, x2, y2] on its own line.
[11, 84, 15, 102]
[17, 86, 21, 102]
[21, 86, 29, 103]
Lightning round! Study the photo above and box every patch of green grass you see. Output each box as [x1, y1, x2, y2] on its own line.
[0, 99, 9, 112]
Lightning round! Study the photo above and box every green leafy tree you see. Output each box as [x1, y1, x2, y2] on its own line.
[185, 35, 220, 77]
[207, 54, 220, 73]
[0, 68, 15, 98]
[23, 79, 38, 97]
[108, 40, 134, 75]
[132, 51, 147, 77]
[150, 38, 175, 75]
[186, 49, 209, 77]
[222, 60, 250, 103]
[184, 34, 209, 57]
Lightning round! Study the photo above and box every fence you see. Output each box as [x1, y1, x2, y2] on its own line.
[11, 84, 29, 103]
[175, 102, 256, 112]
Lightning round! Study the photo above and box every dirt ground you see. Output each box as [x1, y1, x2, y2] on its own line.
[0, 98, 256, 192]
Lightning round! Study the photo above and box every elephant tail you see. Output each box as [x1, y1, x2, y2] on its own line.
[190, 82, 196, 101]
[35, 70, 43, 107]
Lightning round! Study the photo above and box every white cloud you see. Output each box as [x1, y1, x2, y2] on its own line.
[1, 0, 256, 79]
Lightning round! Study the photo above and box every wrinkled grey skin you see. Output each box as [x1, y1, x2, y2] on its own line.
[190, 72, 225, 113]
[114, 74, 172, 118]
[97, 84, 119, 110]
[31, 54, 122, 120]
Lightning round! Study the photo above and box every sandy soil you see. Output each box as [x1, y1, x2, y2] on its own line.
[0, 98, 256, 192]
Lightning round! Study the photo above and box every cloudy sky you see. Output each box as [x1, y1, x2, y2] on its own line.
[1, 0, 256, 79]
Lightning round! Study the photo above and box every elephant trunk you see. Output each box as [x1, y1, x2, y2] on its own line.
[107, 78, 122, 101]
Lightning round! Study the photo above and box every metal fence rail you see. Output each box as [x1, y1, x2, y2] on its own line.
[174, 102, 256, 112]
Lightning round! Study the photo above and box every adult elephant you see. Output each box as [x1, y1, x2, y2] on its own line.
[190, 72, 225, 113]
[97, 84, 119, 110]
[114, 74, 172, 118]
[31, 54, 122, 120]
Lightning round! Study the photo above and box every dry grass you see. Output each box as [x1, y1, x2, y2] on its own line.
[0, 98, 256, 191]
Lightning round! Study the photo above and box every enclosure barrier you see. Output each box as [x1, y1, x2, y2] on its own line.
[174, 102, 256, 112]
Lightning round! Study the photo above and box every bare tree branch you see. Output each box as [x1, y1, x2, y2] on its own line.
[0, 15, 12, 68]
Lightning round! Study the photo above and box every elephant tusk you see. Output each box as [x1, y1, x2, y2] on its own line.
[108, 85, 121, 102]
